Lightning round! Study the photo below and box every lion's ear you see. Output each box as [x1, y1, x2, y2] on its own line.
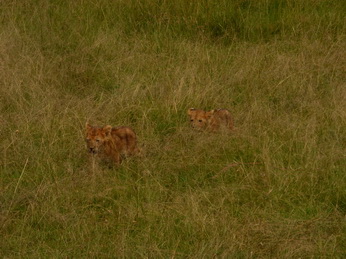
[103, 125, 112, 136]
[187, 108, 196, 116]
[86, 123, 92, 131]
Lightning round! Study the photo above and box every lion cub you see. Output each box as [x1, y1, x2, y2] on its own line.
[187, 108, 234, 132]
[85, 123, 139, 165]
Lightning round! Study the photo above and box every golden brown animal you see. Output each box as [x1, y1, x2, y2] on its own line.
[187, 108, 210, 130]
[85, 123, 139, 164]
[187, 108, 234, 132]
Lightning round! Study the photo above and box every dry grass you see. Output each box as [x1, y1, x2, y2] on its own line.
[1, 0, 346, 257]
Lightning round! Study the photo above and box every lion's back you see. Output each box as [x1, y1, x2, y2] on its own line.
[111, 126, 138, 154]
[213, 109, 234, 130]
[112, 126, 136, 139]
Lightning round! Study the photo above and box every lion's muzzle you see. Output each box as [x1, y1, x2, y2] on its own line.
[89, 147, 97, 154]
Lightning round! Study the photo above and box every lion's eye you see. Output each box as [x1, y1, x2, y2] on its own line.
[198, 120, 202, 122]
[96, 139, 100, 142]
[190, 119, 194, 122]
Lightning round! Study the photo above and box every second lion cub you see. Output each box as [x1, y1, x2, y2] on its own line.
[187, 108, 234, 132]
[85, 123, 139, 165]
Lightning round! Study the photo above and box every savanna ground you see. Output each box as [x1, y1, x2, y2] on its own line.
[1, 0, 346, 257]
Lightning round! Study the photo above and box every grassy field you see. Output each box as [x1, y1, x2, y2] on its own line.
[1, 0, 346, 257]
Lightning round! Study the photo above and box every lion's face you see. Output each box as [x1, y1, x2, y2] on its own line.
[85, 124, 112, 154]
[187, 108, 212, 130]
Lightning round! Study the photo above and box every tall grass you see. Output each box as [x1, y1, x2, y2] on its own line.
[1, 0, 345, 257]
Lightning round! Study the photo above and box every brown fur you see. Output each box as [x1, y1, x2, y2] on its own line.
[187, 108, 210, 130]
[85, 123, 139, 165]
[187, 108, 234, 132]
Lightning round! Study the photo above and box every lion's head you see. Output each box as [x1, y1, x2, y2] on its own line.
[85, 124, 112, 154]
[187, 108, 212, 130]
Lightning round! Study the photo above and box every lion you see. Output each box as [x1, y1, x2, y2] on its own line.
[187, 108, 209, 130]
[187, 108, 234, 132]
[85, 123, 139, 165]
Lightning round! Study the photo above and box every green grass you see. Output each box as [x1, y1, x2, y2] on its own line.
[1, 0, 346, 257]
